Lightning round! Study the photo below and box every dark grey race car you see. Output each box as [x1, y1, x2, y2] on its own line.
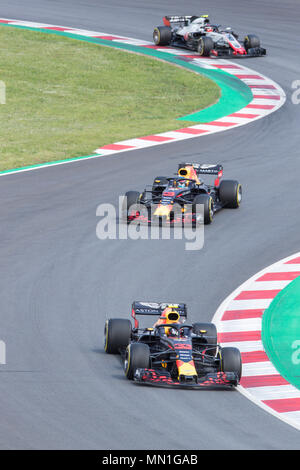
[153, 15, 266, 57]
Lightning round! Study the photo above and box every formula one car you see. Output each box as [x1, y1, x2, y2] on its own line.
[153, 15, 266, 57]
[104, 302, 242, 389]
[122, 163, 242, 225]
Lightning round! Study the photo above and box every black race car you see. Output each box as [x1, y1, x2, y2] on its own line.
[153, 15, 266, 57]
[104, 301, 242, 389]
[122, 163, 242, 225]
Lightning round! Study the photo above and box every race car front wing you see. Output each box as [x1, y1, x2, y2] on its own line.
[134, 368, 239, 389]
[213, 46, 266, 58]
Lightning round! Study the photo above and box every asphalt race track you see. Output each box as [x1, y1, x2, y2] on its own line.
[0, 0, 300, 449]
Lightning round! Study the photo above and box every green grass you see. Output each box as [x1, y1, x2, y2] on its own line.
[0, 27, 220, 171]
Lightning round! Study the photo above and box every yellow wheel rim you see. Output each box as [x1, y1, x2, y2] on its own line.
[236, 184, 242, 206]
[153, 28, 160, 45]
[124, 345, 131, 376]
[209, 197, 213, 221]
[104, 320, 109, 352]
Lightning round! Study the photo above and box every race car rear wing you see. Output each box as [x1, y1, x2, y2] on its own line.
[132, 301, 187, 328]
[163, 15, 209, 26]
[178, 163, 223, 175]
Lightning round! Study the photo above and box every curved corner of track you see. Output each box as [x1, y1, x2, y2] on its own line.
[0, 17, 286, 172]
[213, 252, 300, 432]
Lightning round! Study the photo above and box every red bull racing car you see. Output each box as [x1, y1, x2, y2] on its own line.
[122, 163, 242, 225]
[153, 15, 266, 57]
[104, 302, 242, 389]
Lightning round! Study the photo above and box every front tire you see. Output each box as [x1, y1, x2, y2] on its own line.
[153, 26, 172, 46]
[198, 36, 214, 56]
[193, 194, 214, 225]
[122, 190, 141, 220]
[244, 34, 260, 50]
[220, 347, 242, 381]
[219, 180, 242, 209]
[124, 343, 150, 380]
[104, 319, 132, 354]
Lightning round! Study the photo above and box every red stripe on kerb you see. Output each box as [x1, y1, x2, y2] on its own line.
[249, 84, 276, 89]
[285, 256, 300, 264]
[139, 135, 173, 142]
[43, 26, 73, 31]
[205, 121, 236, 127]
[240, 375, 289, 388]
[246, 104, 275, 110]
[241, 351, 269, 363]
[143, 45, 162, 49]
[218, 331, 261, 342]
[174, 128, 208, 135]
[257, 272, 300, 281]
[234, 74, 263, 80]
[221, 309, 264, 321]
[100, 144, 135, 150]
[263, 398, 300, 413]
[181, 54, 204, 58]
[212, 64, 242, 69]
[229, 112, 259, 119]
[235, 290, 280, 300]
[253, 95, 281, 100]
[95, 35, 123, 40]
[0, 19, 12, 23]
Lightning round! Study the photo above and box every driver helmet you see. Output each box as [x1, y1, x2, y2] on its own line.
[167, 326, 179, 337]
[161, 307, 180, 323]
[177, 178, 189, 188]
[205, 25, 214, 32]
[154, 307, 180, 335]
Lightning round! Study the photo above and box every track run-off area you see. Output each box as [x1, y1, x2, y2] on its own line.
[0, 0, 300, 449]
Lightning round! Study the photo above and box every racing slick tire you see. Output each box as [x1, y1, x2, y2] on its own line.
[192, 194, 214, 225]
[220, 347, 242, 381]
[152, 176, 168, 194]
[122, 190, 141, 220]
[197, 36, 214, 56]
[219, 180, 242, 209]
[192, 322, 217, 356]
[104, 319, 132, 354]
[244, 34, 260, 50]
[124, 343, 150, 380]
[153, 26, 172, 46]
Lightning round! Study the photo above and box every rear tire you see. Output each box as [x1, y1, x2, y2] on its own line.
[220, 347, 242, 381]
[193, 194, 214, 224]
[193, 322, 217, 356]
[219, 180, 242, 209]
[104, 319, 132, 354]
[153, 26, 172, 46]
[198, 36, 214, 56]
[124, 343, 150, 380]
[244, 34, 260, 50]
